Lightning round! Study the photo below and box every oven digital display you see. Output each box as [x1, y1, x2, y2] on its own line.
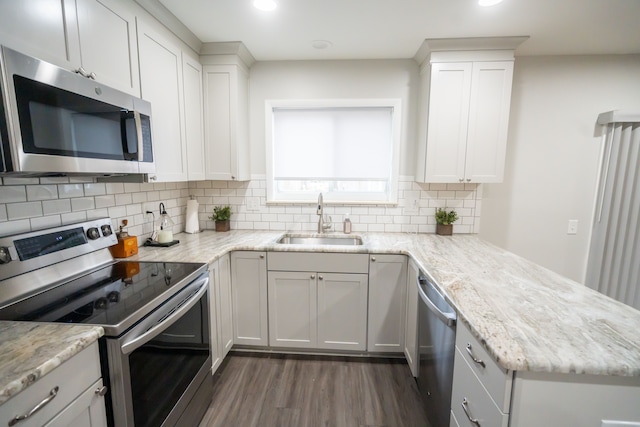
[15, 227, 88, 261]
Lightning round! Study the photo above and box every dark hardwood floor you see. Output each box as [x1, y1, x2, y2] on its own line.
[198, 352, 430, 427]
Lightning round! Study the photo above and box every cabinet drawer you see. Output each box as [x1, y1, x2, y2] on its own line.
[456, 321, 512, 412]
[267, 252, 369, 273]
[0, 342, 101, 427]
[451, 347, 509, 427]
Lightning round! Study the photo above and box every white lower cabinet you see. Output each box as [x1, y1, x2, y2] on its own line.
[404, 259, 419, 377]
[367, 254, 407, 353]
[268, 271, 317, 349]
[217, 253, 234, 356]
[230, 251, 268, 346]
[317, 272, 368, 351]
[208, 262, 223, 373]
[267, 252, 369, 352]
[0, 342, 106, 427]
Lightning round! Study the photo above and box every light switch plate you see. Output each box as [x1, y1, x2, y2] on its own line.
[567, 219, 578, 235]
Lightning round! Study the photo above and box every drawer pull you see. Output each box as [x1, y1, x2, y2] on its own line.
[466, 343, 486, 368]
[8, 386, 59, 426]
[461, 397, 481, 426]
[95, 386, 108, 396]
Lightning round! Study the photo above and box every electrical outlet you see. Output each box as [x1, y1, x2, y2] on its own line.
[567, 219, 578, 235]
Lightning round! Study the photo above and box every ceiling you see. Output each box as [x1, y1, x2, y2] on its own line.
[157, 0, 640, 61]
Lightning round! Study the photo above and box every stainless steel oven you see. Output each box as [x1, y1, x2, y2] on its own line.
[0, 218, 212, 427]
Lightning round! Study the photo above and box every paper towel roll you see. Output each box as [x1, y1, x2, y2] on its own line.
[185, 199, 200, 234]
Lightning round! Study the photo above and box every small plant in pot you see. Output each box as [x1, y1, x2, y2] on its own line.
[435, 208, 459, 236]
[209, 205, 232, 232]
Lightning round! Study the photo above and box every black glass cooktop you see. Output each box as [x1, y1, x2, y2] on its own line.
[0, 261, 205, 336]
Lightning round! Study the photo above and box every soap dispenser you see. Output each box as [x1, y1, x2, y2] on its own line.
[157, 202, 175, 243]
[343, 213, 352, 234]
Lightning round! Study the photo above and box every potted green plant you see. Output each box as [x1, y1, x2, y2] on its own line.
[435, 208, 459, 236]
[209, 205, 232, 232]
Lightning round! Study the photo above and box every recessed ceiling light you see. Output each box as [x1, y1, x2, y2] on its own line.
[311, 40, 333, 50]
[478, 0, 503, 6]
[253, 0, 277, 11]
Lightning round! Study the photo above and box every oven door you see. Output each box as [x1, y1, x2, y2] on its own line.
[104, 273, 212, 427]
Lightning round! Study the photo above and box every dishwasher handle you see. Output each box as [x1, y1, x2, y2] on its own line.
[417, 276, 456, 327]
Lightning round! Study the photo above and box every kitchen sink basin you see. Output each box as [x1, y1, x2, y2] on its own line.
[277, 235, 363, 246]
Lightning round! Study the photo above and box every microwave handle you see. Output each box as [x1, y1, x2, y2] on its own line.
[133, 111, 144, 161]
[121, 111, 144, 161]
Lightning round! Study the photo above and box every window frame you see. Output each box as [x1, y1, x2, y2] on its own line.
[265, 98, 402, 204]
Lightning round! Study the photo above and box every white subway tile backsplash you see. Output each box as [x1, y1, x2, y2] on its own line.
[43, 199, 72, 215]
[0, 176, 480, 238]
[0, 219, 31, 235]
[84, 183, 106, 196]
[58, 184, 84, 198]
[8, 201, 43, 220]
[30, 215, 62, 230]
[0, 186, 27, 203]
[2, 177, 39, 186]
[71, 197, 95, 211]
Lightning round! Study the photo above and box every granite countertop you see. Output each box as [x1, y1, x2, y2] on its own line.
[132, 230, 640, 377]
[2, 229, 639, 406]
[0, 322, 103, 405]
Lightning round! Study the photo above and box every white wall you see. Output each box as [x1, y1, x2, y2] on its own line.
[480, 54, 640, 283]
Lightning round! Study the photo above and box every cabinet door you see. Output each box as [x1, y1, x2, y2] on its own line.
[464, 61, 514, 183]
[424, 62, 472, 183]
[230, 251, 268, 346]
[218, 253, 234, 355]
[367, 254, 407, 353]
[268, 271, 317, 349]
[43, 379, 107, 427]
[0, 0, 80, 70]
[317, 273, 368, 351]
[137, 21, 188, 182]
[405, 259, 419, 377]
[75, 0, 140, 96]
[203, 64, 250, 181]
[182, 54, 205, 181]
[208, 264, 223, 373]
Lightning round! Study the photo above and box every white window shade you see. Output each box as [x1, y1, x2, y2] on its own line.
[273, 107, 393, 180]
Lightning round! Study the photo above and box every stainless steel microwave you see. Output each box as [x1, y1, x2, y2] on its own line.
[0, 46, 154, 177]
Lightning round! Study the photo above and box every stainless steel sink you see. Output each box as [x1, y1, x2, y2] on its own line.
[277, 235, 363, 246]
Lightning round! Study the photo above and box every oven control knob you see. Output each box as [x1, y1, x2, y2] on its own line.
[86, 227, 101, 240]
[101, 225, 113, 237]
[0, 247, 12, 264]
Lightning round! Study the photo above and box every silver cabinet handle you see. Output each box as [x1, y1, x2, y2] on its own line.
[318, 275, 323, 280]
[9, 386, 59, 426]
[371, 256, 376, 262]
[466, 343, 486, 368]
[459, 178, 464, 182]
[95, 386, 108, 397]
[466, 178, 471, 182]
[260, 254, 265, 259]
[461, 397, 480, 426]
[311, 274, 316, 279]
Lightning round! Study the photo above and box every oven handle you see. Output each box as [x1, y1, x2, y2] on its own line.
[120, 275, 209, 355]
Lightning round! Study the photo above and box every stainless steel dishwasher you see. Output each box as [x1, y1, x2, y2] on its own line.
[417, 272, 457, 427]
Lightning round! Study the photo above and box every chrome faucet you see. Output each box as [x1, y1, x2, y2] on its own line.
[317, 193, 332, 233]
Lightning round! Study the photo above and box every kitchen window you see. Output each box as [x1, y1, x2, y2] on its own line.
[265, 99, 401, 203]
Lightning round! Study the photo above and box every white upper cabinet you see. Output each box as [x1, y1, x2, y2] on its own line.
[0, 0, 80, 70]
[415, 38, 525, 184]
[202, 64, 251, 181]
[75, 0, 140, 96]
[0, 0, 140, 96]
[182, 54, 206, 181]
[137, 20, 188, 182]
